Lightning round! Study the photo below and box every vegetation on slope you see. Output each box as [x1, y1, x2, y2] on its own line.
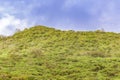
[0, 25, 120, 80]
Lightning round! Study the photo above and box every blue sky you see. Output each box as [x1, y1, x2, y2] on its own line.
[0, 0, 120, 35]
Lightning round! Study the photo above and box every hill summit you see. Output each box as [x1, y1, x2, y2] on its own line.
[0, 25, 120, 79]
[10, 25, 120, 57]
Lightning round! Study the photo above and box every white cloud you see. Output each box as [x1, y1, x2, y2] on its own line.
[0, 14, 30, 36]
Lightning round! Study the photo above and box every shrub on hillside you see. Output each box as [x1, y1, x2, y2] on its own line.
[8, 53, 22, 60]
[80, 51, 110, 57]
[30, 48, 44, 58]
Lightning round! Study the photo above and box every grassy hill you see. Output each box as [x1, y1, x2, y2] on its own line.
[0, 25, 120, 80]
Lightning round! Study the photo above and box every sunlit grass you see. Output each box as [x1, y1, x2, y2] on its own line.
[0, 25, 119, 79]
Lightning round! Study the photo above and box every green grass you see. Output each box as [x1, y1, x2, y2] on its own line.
[0, 25, 119, 79]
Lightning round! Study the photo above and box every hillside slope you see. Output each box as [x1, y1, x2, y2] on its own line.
[0, 25, 120, 80]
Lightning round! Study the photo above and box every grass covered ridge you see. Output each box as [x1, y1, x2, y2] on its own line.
[0, 25, 120, 79]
